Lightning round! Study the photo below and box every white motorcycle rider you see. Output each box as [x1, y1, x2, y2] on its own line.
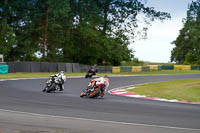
[43, 71, 66, 93]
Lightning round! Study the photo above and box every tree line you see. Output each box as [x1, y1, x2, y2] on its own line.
[171, 0, 200, 65]
[0, 0, 170, 65]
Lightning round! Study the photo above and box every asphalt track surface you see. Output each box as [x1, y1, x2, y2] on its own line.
[0, 74, 200, 133]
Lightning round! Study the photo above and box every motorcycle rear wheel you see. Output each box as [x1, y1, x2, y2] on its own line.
[88, 88, 101, 98]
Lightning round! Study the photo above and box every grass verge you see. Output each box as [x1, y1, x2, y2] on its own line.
[0, 70, 200, 79]
[127, 79, 200, 102]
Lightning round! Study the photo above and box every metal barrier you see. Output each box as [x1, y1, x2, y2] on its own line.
[148, 65, 160, 71]
[5, 62, 200, 73]
[142, 66, 150, 71]
[174, 65, 191, 70]
[120, 66, 132, 72]
[132, 66, 142, 72]
[191, 66, 200, 70]
[112, 67, 120, 73]
[160, 65, 174, 70]
[5, 62, 112, 73]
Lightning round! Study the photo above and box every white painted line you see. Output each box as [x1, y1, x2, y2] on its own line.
[114, 92, 127, 94]
[0, 108, 199, 131]
[108, 85, 135, 93]
[127, 95, 146, 98]
[167, 99, 179, 102]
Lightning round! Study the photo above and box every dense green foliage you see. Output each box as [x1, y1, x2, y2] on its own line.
[0, 0, 170, 65]
[171, 0, 200, 65]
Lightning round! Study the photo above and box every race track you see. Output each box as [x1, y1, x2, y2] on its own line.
[0, 74, 200, 133]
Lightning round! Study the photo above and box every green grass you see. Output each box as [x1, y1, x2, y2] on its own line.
[127, 79, 200, 102]
[0, 70, 200, 79]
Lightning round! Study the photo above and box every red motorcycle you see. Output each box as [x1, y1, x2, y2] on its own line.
[80, 81, 105, 98]
[85, 67, 97, 78]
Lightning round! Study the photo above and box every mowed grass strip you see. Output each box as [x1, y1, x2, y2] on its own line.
[127, 79, 200, 102]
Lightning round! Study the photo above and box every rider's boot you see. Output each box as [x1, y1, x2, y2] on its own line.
[100, 90, 104, 97]
[42, 87, 47, 92]
[58, 84, 64, 91]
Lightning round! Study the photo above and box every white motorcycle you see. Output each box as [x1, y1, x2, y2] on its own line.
[43, 72, 66, 93]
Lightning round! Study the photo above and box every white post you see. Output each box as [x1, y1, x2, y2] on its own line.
[0, 54, 4, 62]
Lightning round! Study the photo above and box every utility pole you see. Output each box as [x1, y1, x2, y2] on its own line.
[42, 2, 49, 60]
[0, 54, 4, 62]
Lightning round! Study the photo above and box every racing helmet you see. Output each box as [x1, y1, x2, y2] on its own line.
[104, 75, 108, 79]
[59, 71, 65, 75]
[104, 75, 109, 82]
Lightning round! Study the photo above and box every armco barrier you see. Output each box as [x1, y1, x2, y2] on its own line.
[14, 62, 31, 72]
[58, 63, 66, 72]
[97, 66, 107, 73]
[120, 66, 132, 72]
[0, 65, 8, 74]
[6, 62, 76, 73]
[6, 62, 15, 73]
[40, 62, 49, 72]
[105, 66, 112, 73]
[72, 63, 80, 72]
[142, 66, 150, 71]
[79, 65, 112, 73]
[96, 66, 104, 73]
[191, 66, 200, 70]
[158, 65, 162, 70]
[48, 63, 58, 72]
[132, 66, 142, 72]
[174, 65, 191, 70]
[8, 62, 199, 73]
[80, 64, 90, 73]
[31, 62, 41, 72]
[160, 65, 174, 70]
[148, 65, 159, 71]
[112, 67, 120, 73]
[66, 63, 73, 72]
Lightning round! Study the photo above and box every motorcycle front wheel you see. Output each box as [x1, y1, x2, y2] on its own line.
[46, 83, 57, 93]
[80, 91, 85, 97]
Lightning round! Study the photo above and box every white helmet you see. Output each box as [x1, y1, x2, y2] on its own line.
[59, 71, 65, 75]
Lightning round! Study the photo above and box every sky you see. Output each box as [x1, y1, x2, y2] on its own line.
[129, 0, 193, 63]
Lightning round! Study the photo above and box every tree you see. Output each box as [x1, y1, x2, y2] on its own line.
[1, 0, 170, 66]
[28, 0, 70, 61]
[0, 0, 17, 60]
[70, 0, 170, 65]
[2, 0, 70, 61]
[171, 0, 200, 64]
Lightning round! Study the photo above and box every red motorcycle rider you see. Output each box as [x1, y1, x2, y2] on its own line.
[87, 76, 109, 97]
[88, 67, 94, 73]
